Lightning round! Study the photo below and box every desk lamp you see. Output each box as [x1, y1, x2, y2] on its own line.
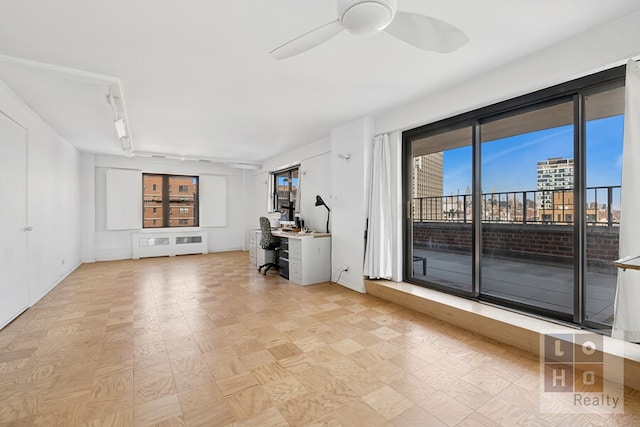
[315, 195, 330, 233]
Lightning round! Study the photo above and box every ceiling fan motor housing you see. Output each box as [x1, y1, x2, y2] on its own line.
[338, 0, 397, 36]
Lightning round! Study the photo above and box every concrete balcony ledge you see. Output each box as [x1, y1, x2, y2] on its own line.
[365, 279, 640, 391]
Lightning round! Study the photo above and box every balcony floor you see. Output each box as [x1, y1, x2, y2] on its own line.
[412, 249, 616, 325]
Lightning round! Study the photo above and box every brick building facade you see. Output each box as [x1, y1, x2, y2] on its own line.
[143, 174, 198, 228]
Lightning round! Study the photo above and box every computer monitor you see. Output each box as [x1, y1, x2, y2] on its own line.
[266, 212, 281, 228]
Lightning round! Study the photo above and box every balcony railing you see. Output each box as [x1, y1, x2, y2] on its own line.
[412, 185, 620, 226]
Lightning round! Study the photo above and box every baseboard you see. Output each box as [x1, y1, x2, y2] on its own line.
[30, 261, 83, 306]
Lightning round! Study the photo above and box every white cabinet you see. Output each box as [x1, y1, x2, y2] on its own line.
[286, 236, 331, 286]
[251, 229, 331, 285]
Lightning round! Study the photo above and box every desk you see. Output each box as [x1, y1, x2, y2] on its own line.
[613, 254, 640, 271]
[250, 229, 331, 286]
[272, 230, 331, 239]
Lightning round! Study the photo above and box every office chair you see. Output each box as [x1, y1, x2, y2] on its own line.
[258, 216, 280, 275]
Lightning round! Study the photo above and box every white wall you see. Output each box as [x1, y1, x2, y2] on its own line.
[298, 153, 332, 233]
[375, 10, 640, 136]
[79, 153, 95, 263]
[241, 168, 255, 250]
[251, 137, 331, 234]
[86, 154, 247, 261]
[330, 117, 374, 292]
[0, 79, 82, 305]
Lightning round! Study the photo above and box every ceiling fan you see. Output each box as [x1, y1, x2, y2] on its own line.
[270, 0, 469, 60]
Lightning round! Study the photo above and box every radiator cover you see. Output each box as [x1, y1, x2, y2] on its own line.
[132, 231, 208, 259]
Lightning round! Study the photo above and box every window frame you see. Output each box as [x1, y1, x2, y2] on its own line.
[143, 173, 199, 228]
[402, 64, 626, 331]
[270, 165, 300, 221]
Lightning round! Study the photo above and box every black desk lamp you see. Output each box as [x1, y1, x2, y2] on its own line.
[315, 195, 330, 233]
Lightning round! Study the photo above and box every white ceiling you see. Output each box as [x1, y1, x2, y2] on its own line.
[1, 0, 639, 164]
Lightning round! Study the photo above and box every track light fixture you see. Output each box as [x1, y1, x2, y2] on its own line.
[114, 118, 127, 139]
[106, 88, 133, 155]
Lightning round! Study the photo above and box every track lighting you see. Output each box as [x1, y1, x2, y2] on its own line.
[106, 88, 133, 155]
[114, 118, 127, 139]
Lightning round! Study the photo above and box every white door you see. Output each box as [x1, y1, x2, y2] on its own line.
[0, 111, 28, 329]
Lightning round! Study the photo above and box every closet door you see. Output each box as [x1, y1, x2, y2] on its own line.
[0, 112, 28, 329]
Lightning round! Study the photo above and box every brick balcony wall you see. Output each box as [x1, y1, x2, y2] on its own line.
[413, 222, 619, 268]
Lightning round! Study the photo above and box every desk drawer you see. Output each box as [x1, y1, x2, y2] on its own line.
[279, 237, 289, 250]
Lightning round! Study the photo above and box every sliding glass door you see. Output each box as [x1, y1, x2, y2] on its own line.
[479, 100, 575, 319]
[409, 126, 473, 294]
[584, 84, 624, 326]
[403, 65, 626, 329]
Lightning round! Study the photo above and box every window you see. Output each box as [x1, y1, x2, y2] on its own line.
[480, 99, 575, 319]
[403, 65, 626, 330]
[409, 125, 473, 294]
[143, 174, 199, 228]
[271, 166, 299, 221]
[584, 84, 624, 324]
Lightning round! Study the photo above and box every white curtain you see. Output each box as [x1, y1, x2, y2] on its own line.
[612, 59, 640, 343]
[364, 133, 393, 279]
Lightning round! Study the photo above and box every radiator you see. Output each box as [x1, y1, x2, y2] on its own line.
[132, 231, 208, 259]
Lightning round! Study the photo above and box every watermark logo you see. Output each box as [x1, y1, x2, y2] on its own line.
[540, 332, 624, 414]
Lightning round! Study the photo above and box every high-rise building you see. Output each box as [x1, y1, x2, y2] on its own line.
[413, 153, 443, 199]
[536, 157, 574, 210]
[412, 153, 444, 220]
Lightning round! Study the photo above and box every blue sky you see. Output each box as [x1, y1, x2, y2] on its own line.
[442, 115, 624, 196]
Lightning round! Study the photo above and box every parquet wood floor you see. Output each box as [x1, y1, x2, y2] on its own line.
[1, 251, 638, 426]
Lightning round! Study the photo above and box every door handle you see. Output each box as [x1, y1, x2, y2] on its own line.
[24, 226, 33, 232]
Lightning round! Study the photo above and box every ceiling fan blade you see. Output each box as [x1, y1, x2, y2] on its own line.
[385, 11, 469, 54]
[271, 20, 344, 60]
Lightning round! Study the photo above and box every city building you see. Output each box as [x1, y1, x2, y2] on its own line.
[412, 153, 443, 199]
[539, 189, 574, 223]
[412, 153, 444, 220]
[143, 174, 198, 228]
[536, 157, 574, 210]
